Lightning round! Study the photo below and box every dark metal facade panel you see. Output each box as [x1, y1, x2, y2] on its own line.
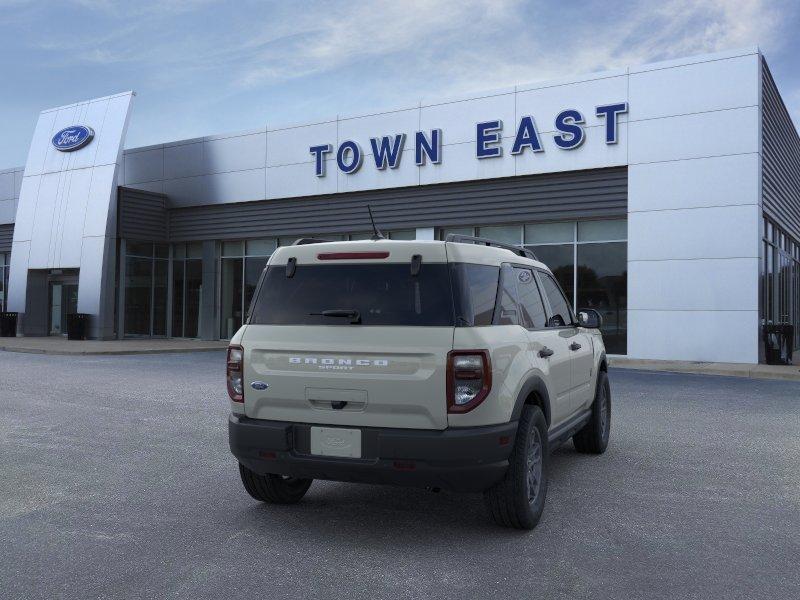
[762, 59, 800, 241]
[118, 187, 169, 242]
[0, 223, 13, 253]
[167, 167, 628, 242]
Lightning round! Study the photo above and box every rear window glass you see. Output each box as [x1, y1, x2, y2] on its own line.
[249, 263, 455, 326]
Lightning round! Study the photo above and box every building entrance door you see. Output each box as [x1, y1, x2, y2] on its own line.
[48, 273, 78, 336]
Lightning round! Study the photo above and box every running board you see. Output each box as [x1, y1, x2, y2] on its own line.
[548, 409, 591, 449]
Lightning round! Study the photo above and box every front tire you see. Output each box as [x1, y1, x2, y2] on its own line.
[573, 370, 611, 454]
[484, 405, 549, 530]
[238, 463, 312, 504]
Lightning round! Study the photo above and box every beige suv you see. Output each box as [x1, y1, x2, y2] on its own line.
[227, 235, 610, 529]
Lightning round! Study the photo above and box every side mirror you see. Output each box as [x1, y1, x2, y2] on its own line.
[577, 309, 603, 329]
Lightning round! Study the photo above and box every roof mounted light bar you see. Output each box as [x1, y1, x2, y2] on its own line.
[445, 234, 537, 261]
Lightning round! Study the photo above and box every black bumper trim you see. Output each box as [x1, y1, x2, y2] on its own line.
[228, 414, 517, 492]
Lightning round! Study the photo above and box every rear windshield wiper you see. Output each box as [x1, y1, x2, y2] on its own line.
[309, 309, 362, 324]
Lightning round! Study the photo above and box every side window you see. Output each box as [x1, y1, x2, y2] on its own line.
[514, 267, 547, 329]
[539, 271, 573, 327]
[493, 264, 519, 325]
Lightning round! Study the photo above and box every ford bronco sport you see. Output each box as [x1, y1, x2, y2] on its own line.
[227, 235, 610, 529]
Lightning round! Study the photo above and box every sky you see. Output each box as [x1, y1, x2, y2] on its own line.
[0, 0, 798, 167]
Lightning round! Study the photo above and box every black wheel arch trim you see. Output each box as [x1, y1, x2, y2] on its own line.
[510, 375, 552, 426]
[598, 351, 608, 372]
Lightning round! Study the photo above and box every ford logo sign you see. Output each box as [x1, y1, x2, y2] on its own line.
[250, 381, 269, 390]
[51, 125, 94, 152]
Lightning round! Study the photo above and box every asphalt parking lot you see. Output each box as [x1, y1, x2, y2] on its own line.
[1, 351, 798, 600]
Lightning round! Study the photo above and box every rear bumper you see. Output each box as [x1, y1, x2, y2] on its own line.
[228, 414, 517, 493]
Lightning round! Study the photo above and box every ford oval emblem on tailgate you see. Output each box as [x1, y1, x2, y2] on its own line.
[250, 381, 269, 390]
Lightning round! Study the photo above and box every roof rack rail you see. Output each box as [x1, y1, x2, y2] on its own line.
[445, 234, 538, 261]
[292, 237, 334, 246]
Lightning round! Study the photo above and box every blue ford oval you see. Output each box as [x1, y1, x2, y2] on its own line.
[51, 125, 95, 152]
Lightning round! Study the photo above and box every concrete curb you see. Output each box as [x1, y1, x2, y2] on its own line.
[610, 358, 800, 382]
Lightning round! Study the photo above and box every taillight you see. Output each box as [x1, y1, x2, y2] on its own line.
[446, 350, 491, 413]
[227, 345, 244, 402]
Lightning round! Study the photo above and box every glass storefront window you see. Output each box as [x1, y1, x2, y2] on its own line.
[525, 222, 574, 244]
[247, 239, 277, 255]
[187, 242, 203, 259]
[577, 242, 627, 354]
[222, 241, 243, 256]
[388, 230, 415, 240]
[578, 219, 627, 242]
[172, 260, 185, 337]
[220, 257, 243, 339]
[219, 238, 276, 338]
[152, 259, 168, 336]
[170, 243, 204, 338]
[123, 242, 169, 337]
[762, 217, 800, 352]
[477, 225, 522, 245]
[440, 226, 475, 239]
[124, 255, 153, 336]
[184, 260, 202, 338]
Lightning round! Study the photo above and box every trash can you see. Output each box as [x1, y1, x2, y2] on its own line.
[763, 324, 794, 365]
[0, 312, 17, 337]
[66, 313, 89, 341]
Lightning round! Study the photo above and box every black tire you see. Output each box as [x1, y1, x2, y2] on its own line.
[238, 463, 312, 504]
[573, 370, 611, 454]
[484, 405, 549, 530]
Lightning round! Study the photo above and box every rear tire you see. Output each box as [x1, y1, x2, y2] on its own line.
[573, 370, 611, 454]
[238, 463, 312, 504]
[484, 405, 549, 530]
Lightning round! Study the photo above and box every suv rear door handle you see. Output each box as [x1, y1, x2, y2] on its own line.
[538, 347, 554, 358]
[569, 342, 582, 351]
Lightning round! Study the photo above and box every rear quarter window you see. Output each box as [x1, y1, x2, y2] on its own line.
[449, 263, 499, 326]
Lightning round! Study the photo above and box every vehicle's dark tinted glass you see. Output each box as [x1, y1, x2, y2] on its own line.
[514, 267, 547, 328]
[450, 263, 499, 326]
[540, 271, 573, 327]
[249, 264, 454, 326]
[493, 264, 519, 326]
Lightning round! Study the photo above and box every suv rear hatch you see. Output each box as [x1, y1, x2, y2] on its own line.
[240, 241, 454, 430]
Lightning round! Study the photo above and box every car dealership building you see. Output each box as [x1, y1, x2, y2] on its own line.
[0, 47, 798, 364]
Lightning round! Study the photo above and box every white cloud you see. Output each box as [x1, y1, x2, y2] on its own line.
[21, 0, 791, 93]
[232, 0, 522, 88]
[420, 0, 790, 94]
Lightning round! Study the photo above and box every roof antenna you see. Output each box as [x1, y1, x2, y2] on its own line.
[367, 205, 385, 240]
